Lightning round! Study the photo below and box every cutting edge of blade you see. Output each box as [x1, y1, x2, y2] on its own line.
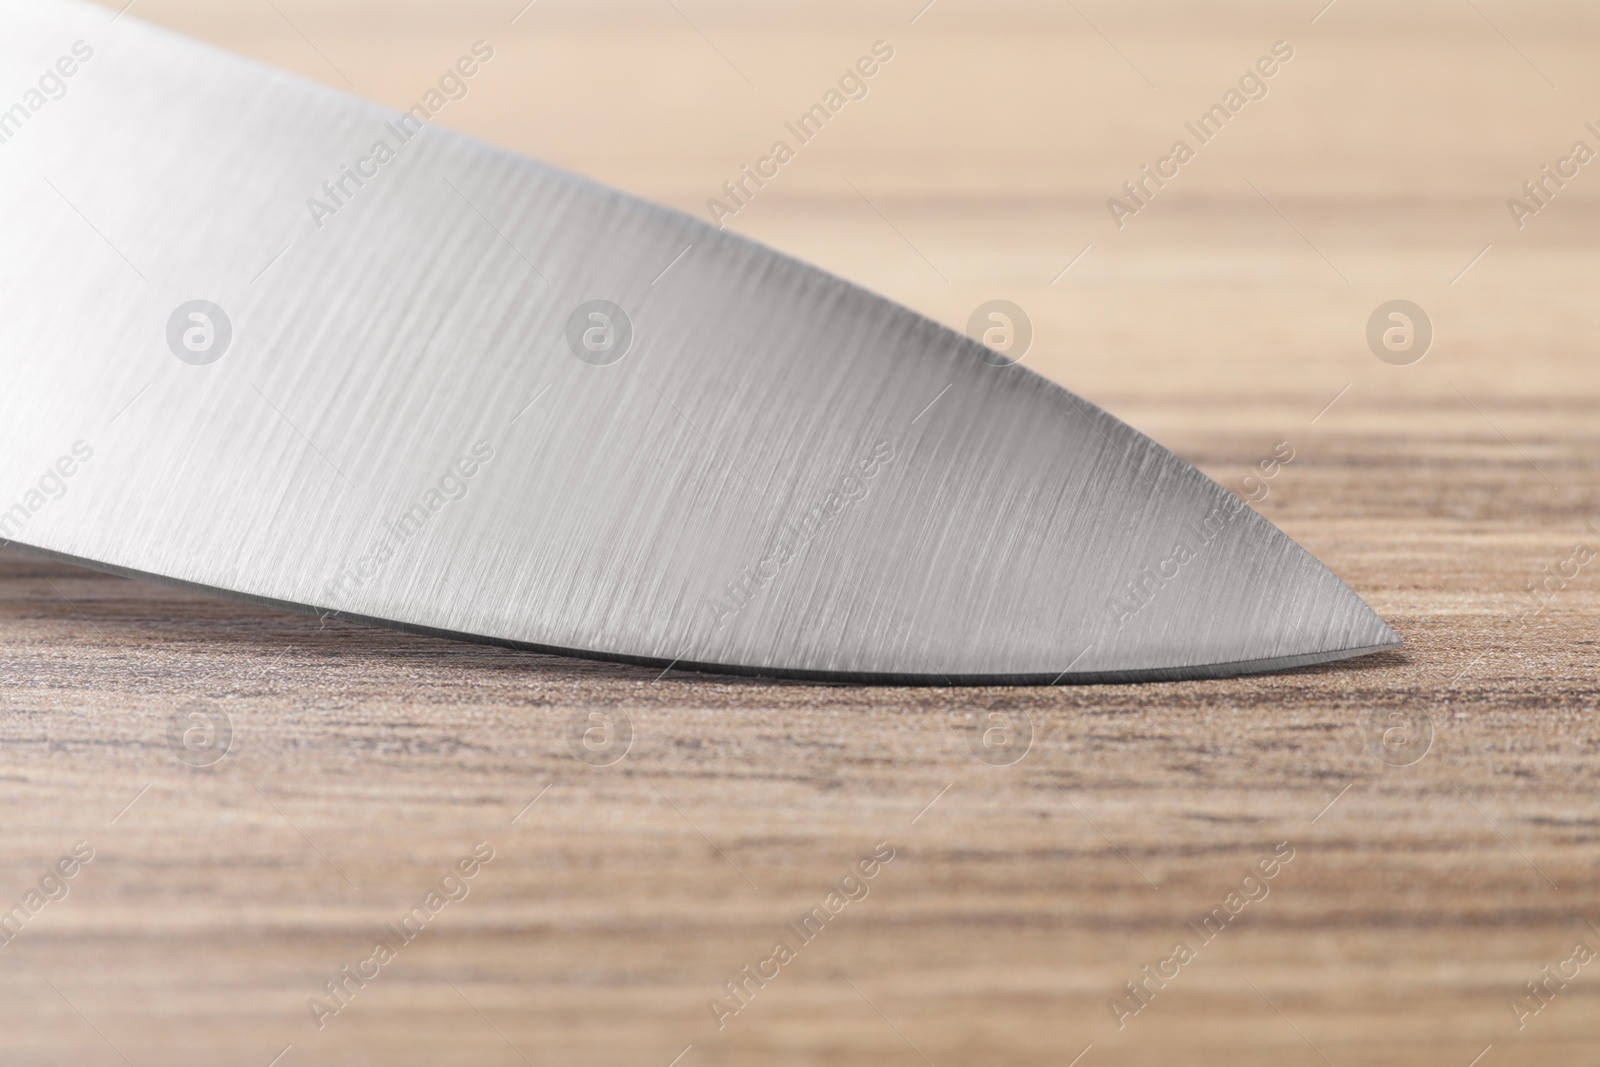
[5, 540, 1402, 687]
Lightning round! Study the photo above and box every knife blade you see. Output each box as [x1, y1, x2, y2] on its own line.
[0, 0, 1398, 683]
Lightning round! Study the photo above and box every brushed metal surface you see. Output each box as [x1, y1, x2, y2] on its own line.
[0, 0, 1398, 683]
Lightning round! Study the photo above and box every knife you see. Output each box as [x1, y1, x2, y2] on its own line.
[0, 0, 1399, 683]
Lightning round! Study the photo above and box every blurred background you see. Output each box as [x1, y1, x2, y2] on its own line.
[2, 0, 1595, 1064]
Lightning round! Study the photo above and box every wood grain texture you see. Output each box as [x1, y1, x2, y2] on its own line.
[2, 1, 1598, 1064]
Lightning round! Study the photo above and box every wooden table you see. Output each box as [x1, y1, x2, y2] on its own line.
[3, 1, 1596, 1063]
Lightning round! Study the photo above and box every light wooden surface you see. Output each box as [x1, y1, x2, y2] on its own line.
[3, 1, 1598, 1064]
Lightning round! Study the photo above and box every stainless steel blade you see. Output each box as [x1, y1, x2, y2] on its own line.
[0, 0, 1398, 683]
